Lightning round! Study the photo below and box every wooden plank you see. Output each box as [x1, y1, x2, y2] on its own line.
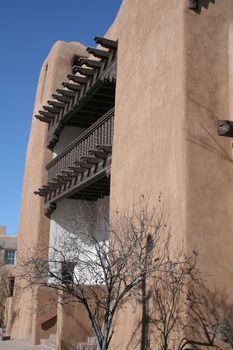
[52, 94, 71, 102]
[80, 58, 103, 69]
[87, 47, 110, 59]
[62, 82, 82, 91]
[46, 167, 110, 203]
[68, 166, 86, 173]
[39, 110, 56, 118]
[74, 161, 93, 169]
[96, 145, 112, 153]
[47, 100, 66, 108]
[88, 150, 108, 159]
[94, 36, 118, 50]
[57, 89, 76, 97]
[35, 115, 51, 123]
[73, 66, 95, 76]
[44, 106, 61, 113]
[52, 177, 66, 184]
[81, 156, 101, 164]
[61, 170, 77, 177]
[67, 74, 88, 84]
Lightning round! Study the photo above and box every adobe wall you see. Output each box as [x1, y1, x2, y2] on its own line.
[12, 41, 87, 343]
[57, 299, 94, 350]
[32, 286, 58, 344]
[105, 0, 233, 348]
[105, 1, 187, 348]
[184, 1, 233, 291]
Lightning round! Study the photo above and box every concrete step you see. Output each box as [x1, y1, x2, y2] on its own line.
[87, 337, 97, 345]
[76, 345, 98, 350]
[40, 334, 56, 350]
[76, 337, 98, 350]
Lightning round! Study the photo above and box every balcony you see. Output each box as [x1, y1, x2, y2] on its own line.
[35, 108, 114, 216]
[35, 37, 117, 150]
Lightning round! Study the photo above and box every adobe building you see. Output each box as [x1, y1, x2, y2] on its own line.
[0, 227, 17, 339]
[8, 0, 233, 349]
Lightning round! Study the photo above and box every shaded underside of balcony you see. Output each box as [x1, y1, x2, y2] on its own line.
[68, 174, 110, 201]
[44, 161, 111, 217]
[64, 83, 115, 128]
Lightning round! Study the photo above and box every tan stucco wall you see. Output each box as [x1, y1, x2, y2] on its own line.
[184, 1, 233, 290]
[103, 0, 233, 349]
[108, 0, 187, 239]
[32, 286, 57, 344]
[106, 1, 187, 345]
[57, 300, 93, 350]
[12, 41, 87, 343]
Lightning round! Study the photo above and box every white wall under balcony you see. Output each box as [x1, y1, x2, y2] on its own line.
[53, 126, 85, 158]
[49, 196, 109, 283]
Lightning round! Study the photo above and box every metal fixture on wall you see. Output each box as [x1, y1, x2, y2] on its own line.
[188, 0, 215, 13]
[217, 120, 233, 138]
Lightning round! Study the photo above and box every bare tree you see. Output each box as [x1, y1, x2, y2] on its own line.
[18, 197, 188, 350]
[178, 286, 233, 350]
[147, 256, 196, 350]
[17, 197, 232, 350]
[147, 259, 233, 350]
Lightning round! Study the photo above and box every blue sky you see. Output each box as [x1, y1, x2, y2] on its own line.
[0, 0, 122, 236]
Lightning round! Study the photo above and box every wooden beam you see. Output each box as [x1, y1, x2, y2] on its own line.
[72, 66, 95, 76]
[57, 175, 68, 181]
[68, 166, 86, 173]
[67, 74, 88, 84]
[52, 177, 66, 184]
[87, 47, 110, 59]
[35, 115, 51, 123]
[96, 145, 112, 153]
[74, 161, 92, 169]
[44, 105, 61, 114]
[52, 94, 71, 102]
[81, 156, 101, 164]
[39, 110, 56, 119]
[80, 58, 103, 69]
[47, 181, 60, 188]
[88, 150, 108, 159]
[62, 82, 82, 91]
[94, 36, 118, 50]
[57, 89, 76, 97]
[47, 100, 66, 108]
[57, 174, 72, 181]
[61, 170, 77, 178]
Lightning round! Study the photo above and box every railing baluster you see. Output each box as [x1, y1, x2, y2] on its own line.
[47, 108, 114, 180]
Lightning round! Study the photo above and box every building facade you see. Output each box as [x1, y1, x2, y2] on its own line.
[8, 0, 233, 349]
[0, 227, 17, 340]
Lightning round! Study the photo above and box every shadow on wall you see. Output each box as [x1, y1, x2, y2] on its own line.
[185, 95, 233, 164]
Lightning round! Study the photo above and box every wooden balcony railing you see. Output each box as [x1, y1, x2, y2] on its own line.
[46, 108, 114, 182]
[35, 108, 114, 215]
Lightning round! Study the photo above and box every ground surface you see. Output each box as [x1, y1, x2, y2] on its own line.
[0, 339, 48, 350]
